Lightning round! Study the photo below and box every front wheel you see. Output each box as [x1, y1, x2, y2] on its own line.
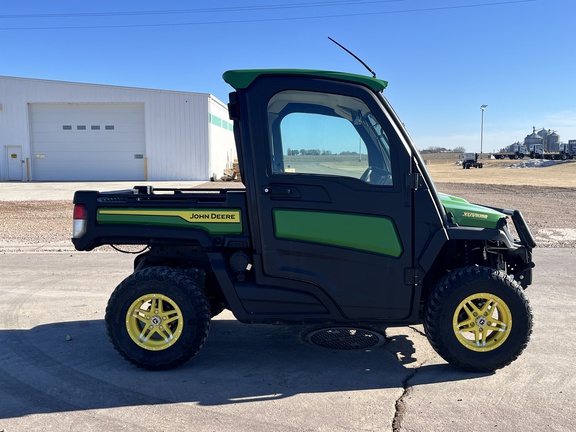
[424, 266, 532, 372]
[105, 266, 211, 370]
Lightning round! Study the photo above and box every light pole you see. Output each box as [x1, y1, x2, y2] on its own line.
[480, 104, 488, 157]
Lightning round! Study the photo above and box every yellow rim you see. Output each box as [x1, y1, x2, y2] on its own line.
[126, 293, 184, 351]
[452, 293, 512, 352]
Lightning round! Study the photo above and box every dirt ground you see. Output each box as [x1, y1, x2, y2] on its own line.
[434, 182, 576, 248]
[1, 176, 574, 250]
[426, 157, 576, 248]
[425, 155, 576, 188]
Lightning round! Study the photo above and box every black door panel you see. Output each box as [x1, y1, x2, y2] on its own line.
[236, 75, 415, 320]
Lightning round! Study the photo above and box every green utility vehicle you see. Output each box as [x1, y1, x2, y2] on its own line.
[72, 69, 535, 372]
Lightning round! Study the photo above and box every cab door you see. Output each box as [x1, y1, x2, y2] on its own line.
[237, 75, 416, 320]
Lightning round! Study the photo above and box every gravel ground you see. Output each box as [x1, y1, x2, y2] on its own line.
[0, 181, 574, 252]
[435, 182, 576, 248]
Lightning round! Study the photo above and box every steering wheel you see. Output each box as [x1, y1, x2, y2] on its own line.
[360, 166, 392, 186]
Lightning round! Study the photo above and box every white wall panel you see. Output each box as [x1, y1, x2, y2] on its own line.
[144, 91, 210, 181]
[0, 75, 226, 181]
[208, 97, 236, 180]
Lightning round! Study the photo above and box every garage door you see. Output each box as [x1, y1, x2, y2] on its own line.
[30, 103, 145, 181]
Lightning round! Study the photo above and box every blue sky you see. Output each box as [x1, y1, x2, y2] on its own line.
[1, 0, 574, 153]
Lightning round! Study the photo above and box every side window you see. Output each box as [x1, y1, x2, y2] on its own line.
[268, 90, 393, 186]
[280, 113, 368, 178]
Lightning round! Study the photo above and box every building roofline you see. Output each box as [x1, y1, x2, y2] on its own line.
[0, 74, 222, 102]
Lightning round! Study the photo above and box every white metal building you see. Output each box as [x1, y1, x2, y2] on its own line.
[0, 76, 236, 182]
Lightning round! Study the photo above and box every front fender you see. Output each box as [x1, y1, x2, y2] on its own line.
[446, 225, 515, 247]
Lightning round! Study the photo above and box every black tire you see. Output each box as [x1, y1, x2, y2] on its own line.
[105, 266, 211, 370]
[424, 266, 532, 372]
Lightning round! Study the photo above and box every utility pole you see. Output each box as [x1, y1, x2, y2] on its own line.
[480, 104, 488, 157]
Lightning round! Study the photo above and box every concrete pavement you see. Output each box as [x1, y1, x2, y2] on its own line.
[0, 248, 574, 431]
[0, 181, 206, 201]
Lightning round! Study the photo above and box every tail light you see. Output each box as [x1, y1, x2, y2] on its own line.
[73, 204, 88, 238]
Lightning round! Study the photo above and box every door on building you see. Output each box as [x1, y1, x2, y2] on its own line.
[6, 146, 23, 181]
[29, 103, 145, 181]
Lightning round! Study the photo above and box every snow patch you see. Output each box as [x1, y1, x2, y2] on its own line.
[539, 228, 576, 241]
[508, 159, 561, 169]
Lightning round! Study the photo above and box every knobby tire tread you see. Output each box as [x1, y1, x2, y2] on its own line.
[424, 266, 533, 372]
[105, 266, 211, 370]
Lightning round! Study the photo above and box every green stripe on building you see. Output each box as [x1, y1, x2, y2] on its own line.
[209, 113, 233, 131]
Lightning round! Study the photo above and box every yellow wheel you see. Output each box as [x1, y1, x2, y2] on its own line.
[125, 293, 184, 351]
[106, 266, 210, 370]
[425, 266, 532, 372]
[452, 293, 512, 352]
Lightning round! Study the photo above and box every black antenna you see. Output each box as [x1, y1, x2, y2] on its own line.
[328, 37, 377, 78]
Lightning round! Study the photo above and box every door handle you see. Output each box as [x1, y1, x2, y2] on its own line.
[263, 186, 292, 196]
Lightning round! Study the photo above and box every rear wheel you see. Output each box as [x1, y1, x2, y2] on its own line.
[424, 266, 532, 372]
[105, 266, 210, 370]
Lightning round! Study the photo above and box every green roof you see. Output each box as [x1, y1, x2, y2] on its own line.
[223, 69, 388, 93]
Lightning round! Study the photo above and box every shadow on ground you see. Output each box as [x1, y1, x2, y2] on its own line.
[0, 318, 489, 419]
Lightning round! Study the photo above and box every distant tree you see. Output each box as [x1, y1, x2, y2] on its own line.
[421, 146, 470, 154]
